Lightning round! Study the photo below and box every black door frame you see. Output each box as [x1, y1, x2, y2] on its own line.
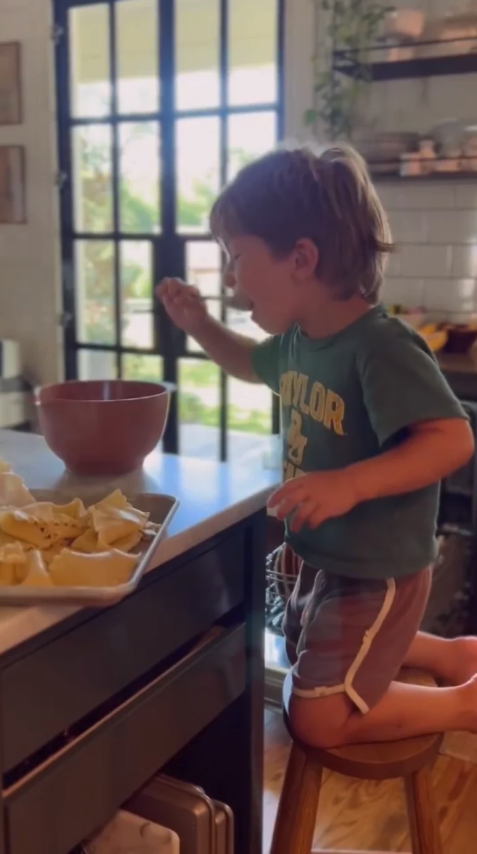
[54, 0, 284, 457]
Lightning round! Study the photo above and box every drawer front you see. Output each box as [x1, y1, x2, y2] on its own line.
[1, 531, 245, 772]
[5, 625, 245, 854]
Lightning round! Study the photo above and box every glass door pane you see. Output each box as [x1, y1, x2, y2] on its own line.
[185, 241, 222, 353]
[120, 241, 154, 349]
[116, 0, 159, 114]
[179, 359, 221, 460]
[69, 4, 111, 118]
[176, 0, 220, 110]
[119, 122, 161, 233]
[122, 354, 163, 381]
[228, 0, 278, 105]
[228, 377, 273, 461]
[78, 350, 118, 380]
[72, 125, 113, 232]
[176, 117, 220, 233]
[227, 112, 277, 179]
[75, 240, 116, 345]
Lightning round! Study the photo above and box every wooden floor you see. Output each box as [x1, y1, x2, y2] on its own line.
[263, 706, 477, 852]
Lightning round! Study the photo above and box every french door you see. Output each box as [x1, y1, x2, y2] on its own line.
[54, 0, 283, 459]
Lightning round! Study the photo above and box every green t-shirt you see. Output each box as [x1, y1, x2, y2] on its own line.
[251, 306, 467, 579]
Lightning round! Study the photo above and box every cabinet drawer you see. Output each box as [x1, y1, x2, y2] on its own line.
[1, 531, 245, 772]
[5, 624, 245, 854]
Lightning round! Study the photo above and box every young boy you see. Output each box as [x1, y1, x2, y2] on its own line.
[157, 145, 477, 749]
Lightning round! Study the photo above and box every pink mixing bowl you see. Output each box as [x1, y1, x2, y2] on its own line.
[36, 380, 174, 476]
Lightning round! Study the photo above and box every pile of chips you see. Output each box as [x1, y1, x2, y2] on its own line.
[0, 456, 158, 588]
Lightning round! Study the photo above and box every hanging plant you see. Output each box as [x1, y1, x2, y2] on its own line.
[305, 0, 394, 141]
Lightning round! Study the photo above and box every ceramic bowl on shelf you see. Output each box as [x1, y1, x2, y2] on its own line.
[36, 380, 175, 476]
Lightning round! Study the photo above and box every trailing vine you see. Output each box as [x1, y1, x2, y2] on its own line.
[306, 0, 393, 140]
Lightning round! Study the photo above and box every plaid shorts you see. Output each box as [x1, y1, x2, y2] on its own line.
[282, 545, 432, 713]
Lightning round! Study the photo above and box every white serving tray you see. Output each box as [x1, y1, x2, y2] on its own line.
[0, 488, 179, 608]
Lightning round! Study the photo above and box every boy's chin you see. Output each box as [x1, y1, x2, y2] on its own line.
[252, 307, 288, 335]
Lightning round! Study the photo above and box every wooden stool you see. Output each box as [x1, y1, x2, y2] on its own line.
[270, 670, 444, 854]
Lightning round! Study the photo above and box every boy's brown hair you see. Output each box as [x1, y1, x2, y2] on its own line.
[210, 145, 394, 304]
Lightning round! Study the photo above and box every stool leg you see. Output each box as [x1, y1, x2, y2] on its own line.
[404, 766, 443, 854]
[270, 741, 323, 854]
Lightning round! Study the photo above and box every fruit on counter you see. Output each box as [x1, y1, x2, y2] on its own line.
[418, 323, 438, 336]
[441, 323, 477, 354]
[419, 330, 448, 353]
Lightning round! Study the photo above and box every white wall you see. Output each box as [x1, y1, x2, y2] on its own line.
[380, 182, 477, 319]
[0, 0, 63, 385]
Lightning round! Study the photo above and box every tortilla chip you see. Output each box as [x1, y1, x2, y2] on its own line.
[0, 542, 28, 585]
[49, 548, 139, 588]
[21, 551, 53, 588]
[0, 472, 35, 508]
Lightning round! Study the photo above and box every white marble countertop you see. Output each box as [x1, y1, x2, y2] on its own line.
[0, 430, 281, 655]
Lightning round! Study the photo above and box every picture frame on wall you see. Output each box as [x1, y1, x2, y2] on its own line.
[0, 42, 22, 125]
[0, 146, 26, 224]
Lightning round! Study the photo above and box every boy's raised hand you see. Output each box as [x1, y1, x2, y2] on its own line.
[156, 278, 209, 334]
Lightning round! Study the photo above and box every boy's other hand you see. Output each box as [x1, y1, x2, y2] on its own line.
[267, 469, 359, 532]
[156, 278, 209, 334]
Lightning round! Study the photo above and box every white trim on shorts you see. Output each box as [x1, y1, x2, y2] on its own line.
[292, 577, 397, 714]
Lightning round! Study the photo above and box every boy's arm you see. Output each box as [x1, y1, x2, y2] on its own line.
[195, 316, 281, 391]
[348, 418, 474, 503]
[269, 417, 474, 531]
[194, 316, 260, 383]
[157, 277, 280, 387]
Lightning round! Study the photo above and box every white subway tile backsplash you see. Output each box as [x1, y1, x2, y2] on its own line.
[426, 209, 477, 245]
[388, 210, 428, 243]
[381, 278, 424, 307]
[393, 184, 455, 212]
[451, 245, 477, 279]
[422, 279, 476, 313]
[377, 185, 401, 213]
[398, 244, 451, 278]
[385, 250, 401, 277]
[454, 184, 477, 210]
[428, 75, 477, 126]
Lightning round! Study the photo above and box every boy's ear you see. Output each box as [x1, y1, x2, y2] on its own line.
[293, 238, 319, 279]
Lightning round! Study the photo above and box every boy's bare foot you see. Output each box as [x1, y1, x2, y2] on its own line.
[406, 633, 477, 686]
[447, 636, 477, 684]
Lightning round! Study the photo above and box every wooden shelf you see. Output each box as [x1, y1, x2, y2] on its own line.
[335, 51, 477, 81]
[334, 37, 477, 81]
[371, 171, 477, 182]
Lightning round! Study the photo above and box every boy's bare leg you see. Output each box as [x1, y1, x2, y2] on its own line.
[404, 632, 477, 685]
[288, 676, 477, 749]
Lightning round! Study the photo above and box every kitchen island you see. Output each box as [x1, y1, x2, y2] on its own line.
[0, 430, 279, 854]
